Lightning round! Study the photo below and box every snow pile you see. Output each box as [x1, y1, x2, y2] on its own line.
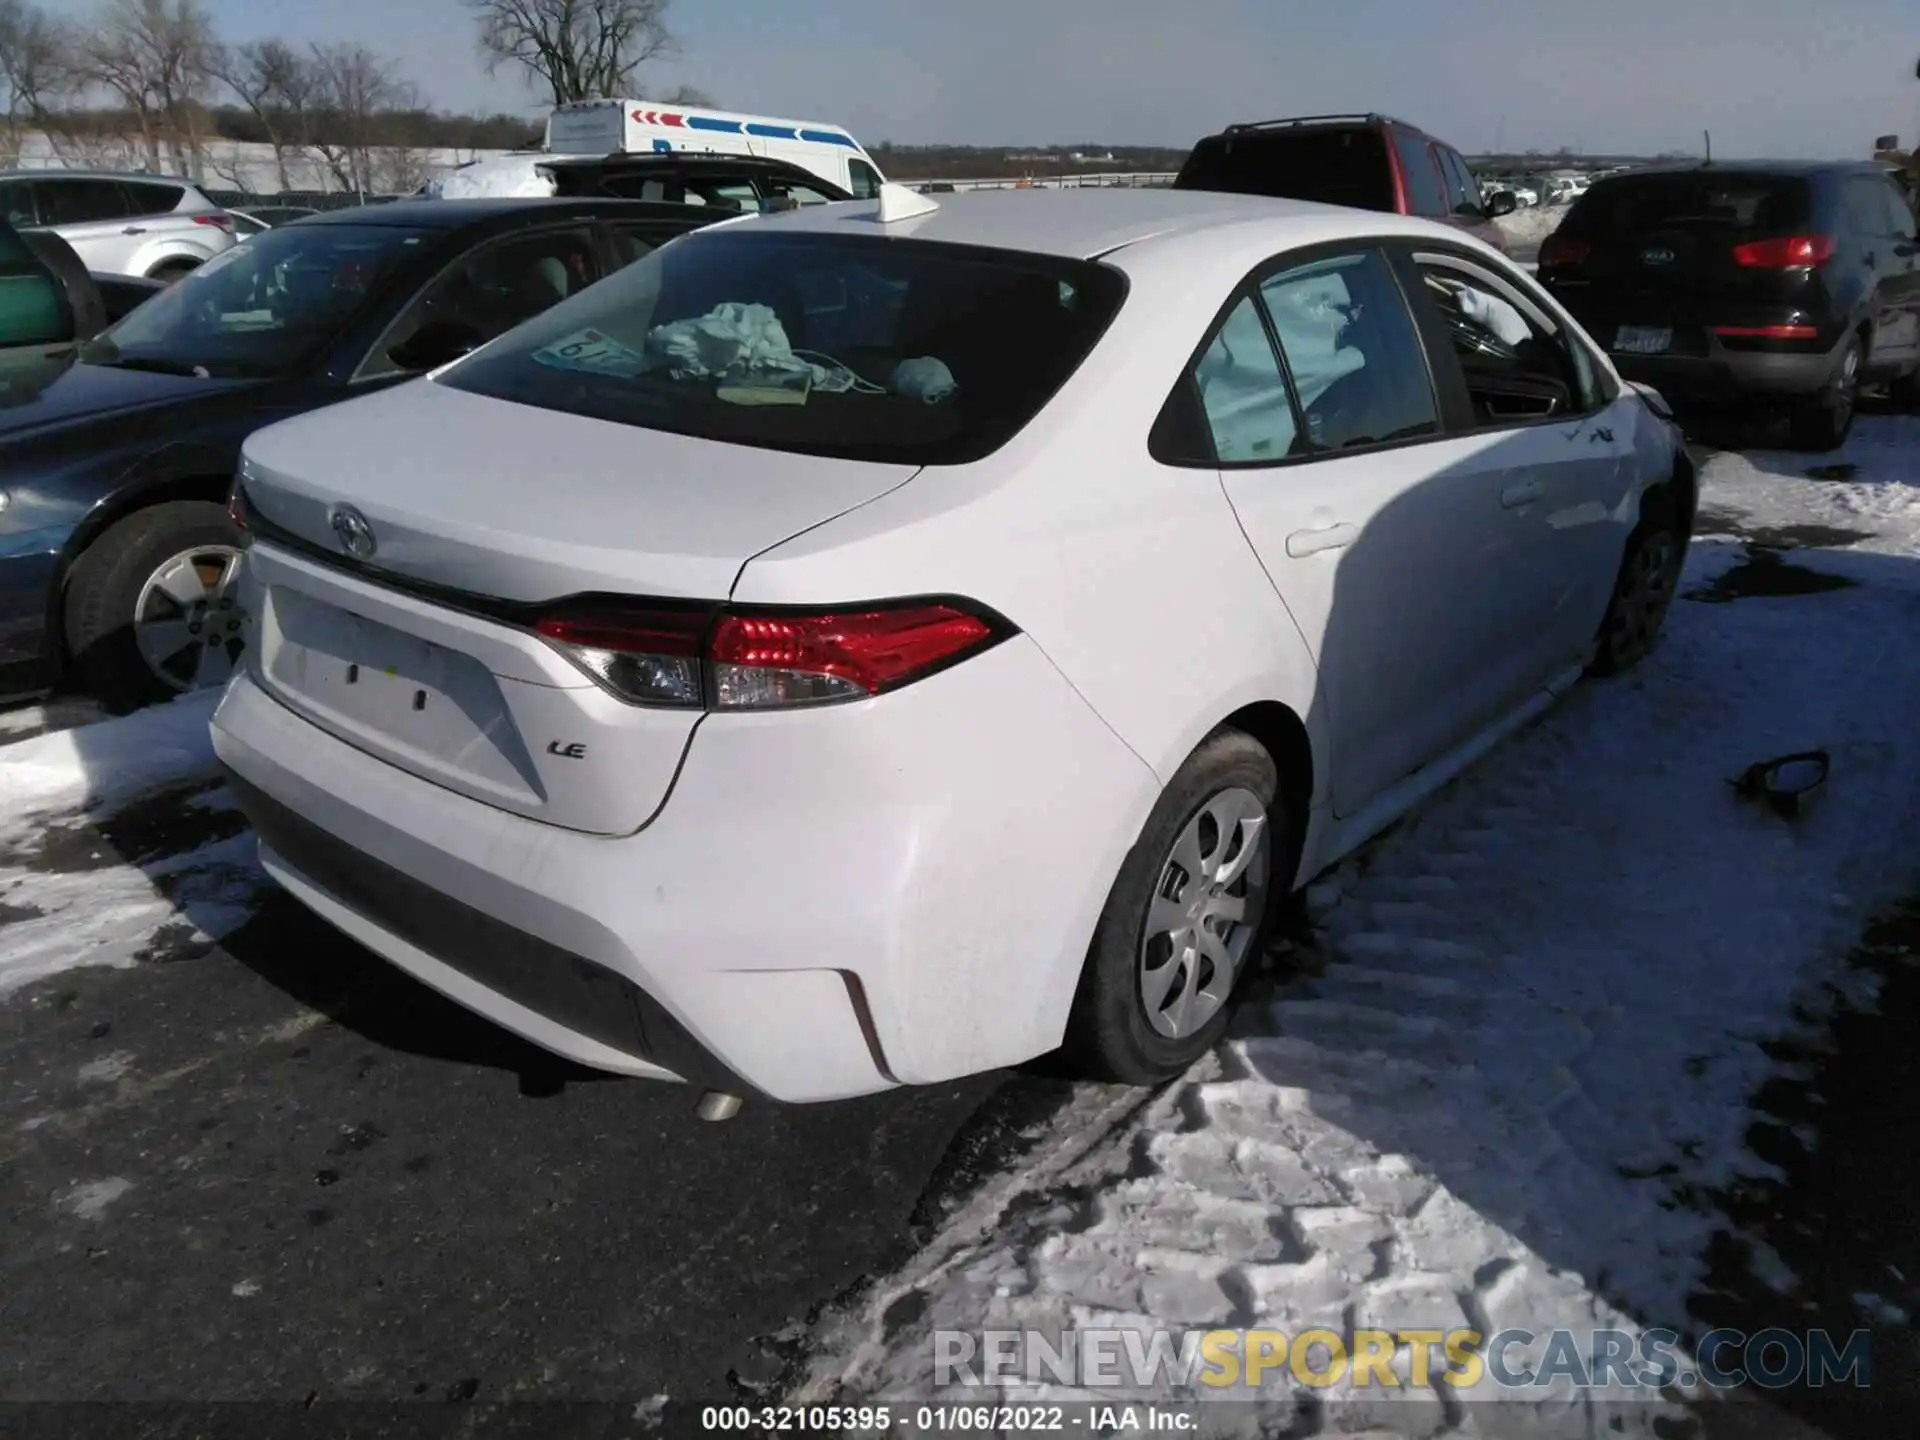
[799, 478, 1920, 1429]
[0, 690, 260, 996]
[1496, 204, 1565, 249]
[1694, 412, 1920, 557]
[424, 153, 556, 200]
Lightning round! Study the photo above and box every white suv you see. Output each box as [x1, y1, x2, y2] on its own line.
[0, 170, 236, 281]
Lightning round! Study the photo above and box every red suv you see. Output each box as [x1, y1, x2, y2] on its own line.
[1172, 114, 1518, 253]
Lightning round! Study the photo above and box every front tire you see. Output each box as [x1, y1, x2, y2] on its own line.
[1787, 334, 1861, 451]
[1063, 729, 1286, 1084]
[63, 501, 248, 713]
[1588, 494, 1682, 676]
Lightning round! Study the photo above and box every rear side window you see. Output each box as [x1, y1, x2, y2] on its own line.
[1175, 129, 1395, 212]
[441, 231, 1128, 465]
[1391, 132, 1448, 217]
[1260, 249, 1438, 450]
[1561, 173, 1813, 238]
[121, 181, 186, 216]
[1191, 296, 1304, 463]
[35, 178, 134, 225]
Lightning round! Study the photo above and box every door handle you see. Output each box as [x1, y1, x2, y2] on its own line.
[121, 226, 146, 235]
[1501, 479, 1544, 509]
[1285, 522, 1358, 557]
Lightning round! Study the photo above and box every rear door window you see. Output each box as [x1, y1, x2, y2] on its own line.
[35, 178, 135, 226]
[1175, 129, 1396, 212]
[1259, 249, 1439, 452]
[1391, 132, 1449, 218]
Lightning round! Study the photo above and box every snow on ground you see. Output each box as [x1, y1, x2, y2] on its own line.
[1495, 204, 1566, 250]
[1694, 412, 1920, 557]
[797, 426, 1920, 1432]
[0, 691, 260, 997]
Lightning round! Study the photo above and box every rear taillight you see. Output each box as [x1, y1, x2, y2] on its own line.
[1538, 234, 1592, 268]
[195, 213, 235, 231]
[1731, 234, 1835, 268]
[532, 600, 1005, 710]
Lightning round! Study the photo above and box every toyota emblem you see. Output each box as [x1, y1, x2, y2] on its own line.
[329, 504, 377, 560]
[1640, 246, 1676, 266]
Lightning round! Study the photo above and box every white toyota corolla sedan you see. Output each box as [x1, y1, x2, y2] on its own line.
[211, 186, 1691, 1106]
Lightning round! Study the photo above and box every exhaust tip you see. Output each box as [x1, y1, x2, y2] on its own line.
[696, 1091, 744, 1122]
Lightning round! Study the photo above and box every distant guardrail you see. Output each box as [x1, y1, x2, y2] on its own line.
[893, 171, 1178, 192]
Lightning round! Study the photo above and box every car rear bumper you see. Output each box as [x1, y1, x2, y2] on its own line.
[1607, 341, 1840, 401]
[210, 634, 1157, 1103]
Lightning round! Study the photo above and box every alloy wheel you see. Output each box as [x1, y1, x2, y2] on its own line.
[1137, 786, 1271, 1040]
[1609, 529, 1678, 665]
[133, 544, 247, 692]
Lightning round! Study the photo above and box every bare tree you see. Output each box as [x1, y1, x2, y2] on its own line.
[210, 38, 315, 191]
[305, 43, 413, 196]
[464, 0, 675, 106]
[0, 0, 73, 162]
[659, 83, 712, 106]
[72, 0, 217, 174]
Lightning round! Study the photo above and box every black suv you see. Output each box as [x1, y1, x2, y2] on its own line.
[541, 153, 853, 210]
[1537, 161, 1920, 448]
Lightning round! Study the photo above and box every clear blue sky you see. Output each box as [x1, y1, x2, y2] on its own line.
[204, 0, 1919, 156]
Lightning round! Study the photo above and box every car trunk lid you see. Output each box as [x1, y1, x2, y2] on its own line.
[238, 379, 920, 834]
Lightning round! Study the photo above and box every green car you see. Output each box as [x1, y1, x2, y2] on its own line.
[0, 214, 73, 362]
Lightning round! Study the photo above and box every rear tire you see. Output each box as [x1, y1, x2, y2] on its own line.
[1063, 729, 1286, 1085]
[146, 258, 197, 284]
[1787, 334, 1861, 451]
[64, 501, 248, 714]
[1588, 493, 1682, 676]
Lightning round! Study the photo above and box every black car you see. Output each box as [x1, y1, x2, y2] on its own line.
[541, 152, 852, 209]
[1537, 161, 1920, 448]
[0, 196, 719, 709]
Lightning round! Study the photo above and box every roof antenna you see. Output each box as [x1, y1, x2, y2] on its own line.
[1703, 129, 1712, 164]
[869, 181, 941, 224]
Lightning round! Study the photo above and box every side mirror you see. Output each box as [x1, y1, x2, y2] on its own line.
[1486, 189, 1519, 219]
[387, 319, 484, 373]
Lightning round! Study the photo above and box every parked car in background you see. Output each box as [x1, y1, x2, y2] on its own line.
[1173, 114, 1518, 253]
[0, 196, 721, 708]
[0, 171, 236, 281]
[213, 188, 1691, 1105]
[542, 152, 853, 208]
[1537, 161, 1920, 447]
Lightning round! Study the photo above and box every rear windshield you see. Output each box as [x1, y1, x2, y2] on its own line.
[439, 229, 1128, 465]
[1175, 129, 1395, 212]
[1560, 173, 1813, 237]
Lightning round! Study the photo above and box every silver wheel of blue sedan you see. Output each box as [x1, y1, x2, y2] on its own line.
[133, 544, 247, 692]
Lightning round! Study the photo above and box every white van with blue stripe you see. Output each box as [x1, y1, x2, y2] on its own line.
[545, 100, 888, 199]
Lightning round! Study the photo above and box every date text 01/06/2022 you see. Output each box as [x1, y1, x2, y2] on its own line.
[698, 1403, 1200, 1433]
